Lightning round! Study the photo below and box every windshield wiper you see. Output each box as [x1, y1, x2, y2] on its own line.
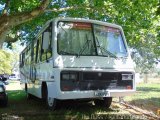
[59, 51, 79, 57]
[95, 37, 117, 59]
[77, 34, 91, 57]
[99, 46, 118, 59]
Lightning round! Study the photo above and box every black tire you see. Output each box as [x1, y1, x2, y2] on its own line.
[94, 97, 112, 108]
[25, 83, 27, 92]
[46, 96, 57, 110]
[1, 96, 8, 107]
[42, 83, 47, 102]
[26, 93, 34, 100]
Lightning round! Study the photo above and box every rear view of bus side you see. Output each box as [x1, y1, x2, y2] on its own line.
[19, 18, 136, 110]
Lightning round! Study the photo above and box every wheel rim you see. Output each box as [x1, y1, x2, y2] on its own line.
[48, 97, 54, 107]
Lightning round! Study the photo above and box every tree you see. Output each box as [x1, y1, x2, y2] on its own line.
[0, 0, 160, 68]
[0, 50, 12, 74]
[0, 45, 20, 74]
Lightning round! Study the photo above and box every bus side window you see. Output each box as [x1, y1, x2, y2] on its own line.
[32, 39, 38, 63]
[20, 53, 25, 67]
[35, 39, 39, 63]
[41, 26, 52, 62]
[23, 54, 24, 66]
[29, 48, 31, 65]
[34, 45, 36, 63]
[38, 36, 42, 62]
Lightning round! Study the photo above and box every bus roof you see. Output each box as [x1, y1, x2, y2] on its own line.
[53, 17, 122, 29]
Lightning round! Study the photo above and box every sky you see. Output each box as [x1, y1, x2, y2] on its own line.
[0, 4, 4, 11]
[3, 41, 26, 54]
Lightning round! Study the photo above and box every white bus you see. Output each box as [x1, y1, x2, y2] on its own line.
[19, 18, 135, 110]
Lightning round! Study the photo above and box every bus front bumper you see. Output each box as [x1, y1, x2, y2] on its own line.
[56, 90, 136, 100]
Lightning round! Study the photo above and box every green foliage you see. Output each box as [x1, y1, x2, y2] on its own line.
[0, 48, 19, 74]
[0, 50, 12, 74]
[12, 0, 159, 48]
[0, 0, 40, 15]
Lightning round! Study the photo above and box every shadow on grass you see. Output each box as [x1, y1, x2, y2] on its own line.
[129, 84, 160, 115]
[129, 97, 160, 112]
[0, 90, 121, 120]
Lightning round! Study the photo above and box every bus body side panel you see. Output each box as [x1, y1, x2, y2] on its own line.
[31, 58, 55, 98]
[20, 58, 55, 99]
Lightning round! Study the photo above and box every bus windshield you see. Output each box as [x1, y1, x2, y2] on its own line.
[57, 21, 127, 58]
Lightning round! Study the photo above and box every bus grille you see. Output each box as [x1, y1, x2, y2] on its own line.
[60, 71, 133, 91]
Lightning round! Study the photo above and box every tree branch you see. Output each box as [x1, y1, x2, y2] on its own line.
[0, 0, 50, 47]
[9, 0, 50, 26]
[30, 0, 50, 16]
[0, 0, 101, 47]
[5, 35, 18, 43]
[45, 6, 91, 12]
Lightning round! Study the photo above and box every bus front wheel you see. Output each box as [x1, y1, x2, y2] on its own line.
[94, 97, 112, 108]
[46, 97, 57, 110]
[27, 93, 34, 100]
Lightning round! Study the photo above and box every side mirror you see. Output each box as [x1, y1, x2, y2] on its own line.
[42, 32, 50, 50]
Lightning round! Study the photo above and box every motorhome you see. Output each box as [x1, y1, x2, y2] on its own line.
[19, 18, 135, 110]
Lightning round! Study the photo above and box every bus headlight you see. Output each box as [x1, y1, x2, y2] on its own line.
[62, 74, 70, 80]
[122, 74, 133, 80]
[61, 72, 78, 81]
[70, 74, 77, 80]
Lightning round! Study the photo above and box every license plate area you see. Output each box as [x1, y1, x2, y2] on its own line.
[94, 91, 110, 97]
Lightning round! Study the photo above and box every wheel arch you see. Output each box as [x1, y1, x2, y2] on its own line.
[42, 82, 47, 100]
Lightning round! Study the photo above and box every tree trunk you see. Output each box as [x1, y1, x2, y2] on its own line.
[144, 73, 148, 83]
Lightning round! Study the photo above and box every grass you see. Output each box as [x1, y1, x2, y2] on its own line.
[124, 83, 160, 114]
[0, 81, 160, 119]
[0, 90, 125, 120]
